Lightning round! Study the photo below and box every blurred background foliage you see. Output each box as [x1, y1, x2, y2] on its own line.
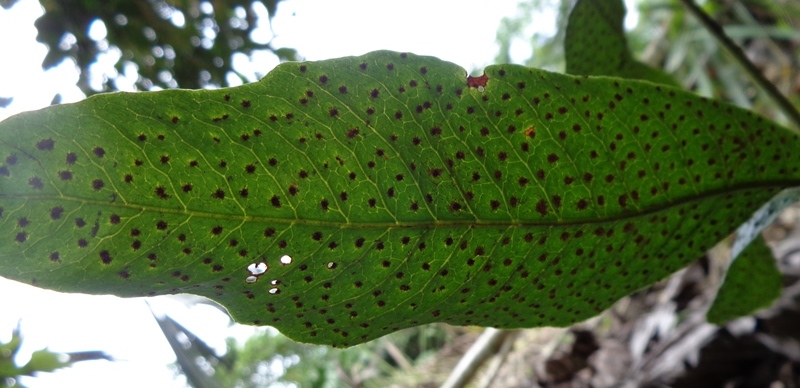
[2, 0, 799, 386]
[1, 324, 112, 388]
[496, 0, 800, 126]
[2, 0, 298, 95]
[149, 305, 456, 388]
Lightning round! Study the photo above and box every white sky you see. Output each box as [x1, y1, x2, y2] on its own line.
[0, 0, 638, 386]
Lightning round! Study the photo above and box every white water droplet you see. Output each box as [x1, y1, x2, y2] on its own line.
[245, 276, 258, 284]
[270, 279, 281, 286]
[478, 86, 485, 93]
[279, 255, 293, 265]
[268, 287, 280, 294]
[326, 261, 337, 269]
[247, 262, 268, 275]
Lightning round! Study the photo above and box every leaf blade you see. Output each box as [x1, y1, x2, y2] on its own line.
[707, 237, 782, 324]
[565, 0, 679, 86]
[1, 51, 799, 346]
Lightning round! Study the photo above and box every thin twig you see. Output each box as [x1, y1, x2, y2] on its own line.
[476, 331, 518, 388]
[678, 0, 800, 132]
[383, 339, 413, 371]
[440, 328, 518, 388]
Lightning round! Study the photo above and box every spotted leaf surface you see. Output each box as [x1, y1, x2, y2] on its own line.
[707, 238, 782, 324]
[565, 0, 679, 86]
[1, 51, 800, 347]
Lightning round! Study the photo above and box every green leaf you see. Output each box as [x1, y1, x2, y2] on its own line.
[0, 327, 23, 378]
[707, 237, 782, 325]
[565, 0, 680, 86]
[19, 349, 71, 376]
[1, 51, 799, 347]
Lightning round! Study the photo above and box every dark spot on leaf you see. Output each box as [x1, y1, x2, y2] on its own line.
[36, 138, 54, 150]
[99, 250, 112, 265]
[155, 186, 169, 200]
[28, 177, 43, 190]
[93, 147, 105, 158]
[536, 200, 548, 216]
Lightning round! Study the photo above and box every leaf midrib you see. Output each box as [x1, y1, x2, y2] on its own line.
[5, 180, 796, 230]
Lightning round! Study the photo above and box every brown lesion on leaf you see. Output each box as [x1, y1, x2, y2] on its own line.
[467, 73, 488, 88]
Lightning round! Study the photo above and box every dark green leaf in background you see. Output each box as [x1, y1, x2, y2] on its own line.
[565, 0, 680, 86]
[1, 51, 799, 346]
[707, 237, 783, 324]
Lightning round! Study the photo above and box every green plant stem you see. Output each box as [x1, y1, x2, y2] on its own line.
[679, 0, 800, 132]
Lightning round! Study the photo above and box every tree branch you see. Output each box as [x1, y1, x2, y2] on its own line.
[441, 328, 518, 388]
[679, 0, 800, 131]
